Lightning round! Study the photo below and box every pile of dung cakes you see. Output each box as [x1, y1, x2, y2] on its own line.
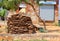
[7, 14, 38, 34]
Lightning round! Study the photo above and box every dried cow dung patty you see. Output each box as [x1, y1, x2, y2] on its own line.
[7, 14, 38, 34]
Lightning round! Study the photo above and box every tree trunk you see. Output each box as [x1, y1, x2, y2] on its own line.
[25, 2, 46, 30]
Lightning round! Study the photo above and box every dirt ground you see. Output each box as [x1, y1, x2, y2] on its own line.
[0, 21, 60, 41]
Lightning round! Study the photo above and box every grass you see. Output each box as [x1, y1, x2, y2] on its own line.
[29, 39, 47, 41]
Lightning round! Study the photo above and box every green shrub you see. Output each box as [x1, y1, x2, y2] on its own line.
[0, 9, 6, 17]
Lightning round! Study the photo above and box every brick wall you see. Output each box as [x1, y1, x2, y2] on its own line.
[26, 4, 40, 27]
[26, 0, 59, 26]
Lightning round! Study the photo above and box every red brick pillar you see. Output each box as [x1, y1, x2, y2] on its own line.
[26, 3, 40, 27]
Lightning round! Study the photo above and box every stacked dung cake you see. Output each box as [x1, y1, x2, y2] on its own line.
[7, 14, 38, 34]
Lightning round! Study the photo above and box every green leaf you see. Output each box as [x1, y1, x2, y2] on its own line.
[23, 0, 30, 3]
[0, 9, 6, 16]
[0, 0, 46, 10]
